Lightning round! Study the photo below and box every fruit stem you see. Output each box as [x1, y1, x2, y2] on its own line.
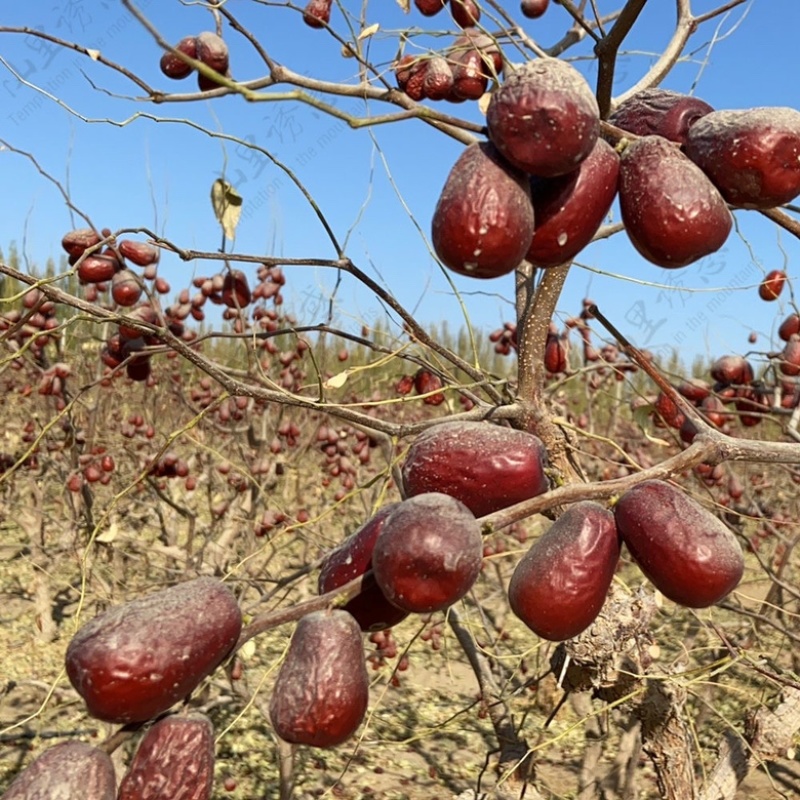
[236, 572, 371, 648]
[99, 721, 145, 754]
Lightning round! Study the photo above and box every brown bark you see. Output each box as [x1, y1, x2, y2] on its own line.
[638, 680, 697, 800]
[700, 688, 800, 800]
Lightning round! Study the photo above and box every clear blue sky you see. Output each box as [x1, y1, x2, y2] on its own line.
[0, 0, 797, 366]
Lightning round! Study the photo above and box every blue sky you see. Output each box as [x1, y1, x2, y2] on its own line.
[0, 0, 797, 367]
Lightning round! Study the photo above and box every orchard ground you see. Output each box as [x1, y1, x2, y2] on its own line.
[1, 506, 799, 798]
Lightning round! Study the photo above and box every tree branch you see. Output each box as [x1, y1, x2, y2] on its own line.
[594, 0, 649, 117]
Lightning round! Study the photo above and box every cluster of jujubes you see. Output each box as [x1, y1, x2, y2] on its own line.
[159, 31, 230, 91]
[235, 364, 749, 746]
[61, 227, 177, 384]
[9, 8, 790, 795]
[394, 27, 502, 103]
[1, 579, 241, 798]
[399, 0, 551, 103]
[509, 481, 743, 641]
[1, 714, 217, 800]
[316, 418, 744, 697]
[0, 287, 60, 368]
[431, 65, 800, 276]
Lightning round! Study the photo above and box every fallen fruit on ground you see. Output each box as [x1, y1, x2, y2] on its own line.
[526, 137, 619, 267]
[65, 577, 242, 723]
[269, 610, 369, 747]
[1, 741, 116, 800]
[117, 714, 215, 800]
[431, 142, 534, 279]
[613, 479, 744, 607]
[318, 504, 409, 631]
[401, 420, 549, 517]
[608, 88, 714, 145]
[372, 492, 483, 613]
[487, 58, 599, 177]
[619, 135, 732, 268]
[508, 501, 620, 641]
[684, 107, 800, 208]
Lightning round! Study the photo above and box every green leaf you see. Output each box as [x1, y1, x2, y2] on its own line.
[211, 179, 243, 241]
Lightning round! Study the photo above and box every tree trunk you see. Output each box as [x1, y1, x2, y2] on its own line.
[638, 680, 696, 800]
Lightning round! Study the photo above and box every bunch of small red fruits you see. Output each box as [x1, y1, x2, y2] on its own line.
[159, 31, 230, 90]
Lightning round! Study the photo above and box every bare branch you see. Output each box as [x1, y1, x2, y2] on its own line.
[760, 206, 800, 242]
[0, 26, 155, 94]
[594, 0, 649, 118]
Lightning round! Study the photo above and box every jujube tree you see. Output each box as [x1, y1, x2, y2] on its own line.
[2, 2, 800, 799]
